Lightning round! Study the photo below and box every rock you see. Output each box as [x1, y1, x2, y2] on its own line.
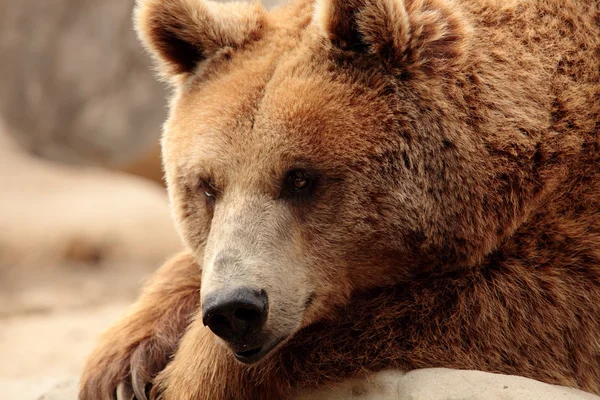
[0, 0, 283, 166]
[298, 368, 600, 400]
[0, 123, 181, 268]
[0, 0, 166, 165]
[30, 369, 600, 400]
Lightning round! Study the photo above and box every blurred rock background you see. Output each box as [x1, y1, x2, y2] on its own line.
[0, 0, 167, 167]
[0, 0, 280, 166]
[0, 0, 280, 399]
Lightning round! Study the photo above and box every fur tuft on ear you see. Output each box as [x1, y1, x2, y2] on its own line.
[315, 0, 471, 73]
[135, 0, 267, 83]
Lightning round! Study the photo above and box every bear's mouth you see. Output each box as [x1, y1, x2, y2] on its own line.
[234, 346, 262, 360]
[233, 336, 286, 364]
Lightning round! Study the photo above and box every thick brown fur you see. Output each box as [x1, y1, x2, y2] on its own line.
[81, 0, 600, 398]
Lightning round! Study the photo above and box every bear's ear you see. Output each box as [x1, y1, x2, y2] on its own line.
[135, 0, 267, 83]
[315, 0, 471, 73]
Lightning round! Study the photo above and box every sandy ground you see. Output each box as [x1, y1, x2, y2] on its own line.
[0, 258, 158, 399]
[0, 307, 128, 400]
[0, 261, 155, 378]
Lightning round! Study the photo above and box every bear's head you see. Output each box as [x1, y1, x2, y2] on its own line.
[136, 0, 542, 363]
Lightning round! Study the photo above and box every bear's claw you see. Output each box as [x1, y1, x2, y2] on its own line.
[116, 382, 135, 400]
[81, 334, 173, 400]
[131, 361, 151, 400]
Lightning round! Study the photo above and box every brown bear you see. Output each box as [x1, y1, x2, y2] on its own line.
[80, 0, 600, 398]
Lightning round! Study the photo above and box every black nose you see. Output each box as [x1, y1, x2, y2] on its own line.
[202, 287, 268, 342]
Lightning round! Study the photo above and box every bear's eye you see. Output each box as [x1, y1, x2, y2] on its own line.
[291, 174, 309, 191]
[199, 179, 218, 201]
[283, 170, 316, 199]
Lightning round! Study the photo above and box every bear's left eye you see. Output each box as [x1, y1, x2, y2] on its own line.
[291, 173, 309, 191]
[282, 170, 317, 200]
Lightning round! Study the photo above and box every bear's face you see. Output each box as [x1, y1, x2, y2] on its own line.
[136, 0, 529, 363]
[162, 46, 416, 360]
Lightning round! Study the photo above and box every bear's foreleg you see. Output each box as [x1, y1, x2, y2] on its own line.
[152, 316, 289, 400]
[79, 251, 201, 400]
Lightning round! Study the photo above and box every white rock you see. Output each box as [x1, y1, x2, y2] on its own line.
[24, 368, 600, 400]
[298, 368, 600, 400]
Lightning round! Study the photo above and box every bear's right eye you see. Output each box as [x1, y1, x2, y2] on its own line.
[199, 179, 218, 201]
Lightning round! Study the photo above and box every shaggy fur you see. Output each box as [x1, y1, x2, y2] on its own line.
[81, 0, 600, 399]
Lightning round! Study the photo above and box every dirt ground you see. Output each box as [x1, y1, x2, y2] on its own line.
[0, 261, 153, 399]
[0, 261, 155, 379]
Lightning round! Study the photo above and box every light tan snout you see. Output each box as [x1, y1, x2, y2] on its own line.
[200, 191, 314, 363]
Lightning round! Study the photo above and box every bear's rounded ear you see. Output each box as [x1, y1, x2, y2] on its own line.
[315, 0, 471, 74]
[135, 0, 267, 84]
